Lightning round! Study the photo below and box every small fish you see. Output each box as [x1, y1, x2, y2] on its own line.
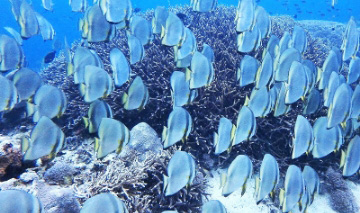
[275, 48, 301, 82]
[201, 43, 215, 63]
[351, 85, 360, 119]
[128, 34, 145, 64]
[318, 49, 341, 90]
[152, 6, 169, 34]
[187, 51, 214, 89]
[22, 116, 64, 161]
[174, 28, 197, 62]
[221, 155, 253, 196]
[0, 34, 24, 71]
[170, 71, 193, 107]
[279, 165, 304, 213]
[255, 154, 279, 204]
[99, 0, 132, 24]
[201, 200, 227, 213]
[0, 75, 18, 112]
[327, 83, 352, 128]
[81, 193, 128, 213]
[162, 107, 192, 148]
[94, 118, 129, 159]
[69, 0, 88, 12]
[312, 117, 343, 158]
[18, 0, 39, 39]
[254, 6, 271, 39]
[191, 0, 217, 12]
[235, 0, 256, 33]
[4, 26, 23, 45]
[273, 82, 291, 116]
[340, 135, 360, 177]
[278, 31, 291, 55]
[81, 5, 114, 42]
[80, 65, 114, 103]
[302, 166, 320, 204]
[323, 71, 340, 107]
[347, 57, 360, 84]
[237, 25, 261, 53]
[255, 52, 273, 89]
[26, 84, 67, 122]
[285, 61, 307, 104]
[0, 190, 43, 212]
[161, 12, 185, 46]
[163, 151, 196, 196]
[134, 7, 141, 13]
[83, 100, 113, 134]
[44, 51, 56, 63]
[292, 115, 314, 159]
[341, 17, 359, 61]
[302, 88, 321, 115]
[237, 55, 259, 87]
[246, 87, 271, 117]
[35, 13, 56, 41]
[9, 68, 42, 101]
[110, 48, 131, 87]
[122, 76, 149, 110]
[233, 106, 256, 145]
[129, 15, 153, 45]
[214, 117, 235, 155]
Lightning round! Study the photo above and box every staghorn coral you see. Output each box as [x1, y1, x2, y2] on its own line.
[0, 5, 351, 212]
[73, 149, 207, 212]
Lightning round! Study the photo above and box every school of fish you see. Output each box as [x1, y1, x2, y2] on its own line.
[0, 0, 359, 212]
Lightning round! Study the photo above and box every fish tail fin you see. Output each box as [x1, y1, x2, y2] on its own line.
[79, 83, 86, 96]
[21, 136, 30, 153]
[122, 92, 128, 105]
[163, 174, 169, 195]
[279, 188, 285, 207]
[67, 63, 74, 76]
[83, 116, 89, 129]
[26, 102, 36, 117]
[241, 182, 247, 197]
[340, 149, 346, 168]
[94, 137, 100, 152]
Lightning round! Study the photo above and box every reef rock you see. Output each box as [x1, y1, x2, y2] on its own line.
[35, 180, 81, 213]
[44, 161, 77, 185]
[120, 122, 162, 161]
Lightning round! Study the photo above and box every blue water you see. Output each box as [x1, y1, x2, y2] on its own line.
[0, 0, 358, 70]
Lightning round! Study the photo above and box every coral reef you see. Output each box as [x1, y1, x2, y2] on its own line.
[0, 5, 355, 212]
[324, 167, 360, 213]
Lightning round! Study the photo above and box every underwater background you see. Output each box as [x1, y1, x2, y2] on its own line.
[0, 0, 359, 70]
[1, 0, 360, 212]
